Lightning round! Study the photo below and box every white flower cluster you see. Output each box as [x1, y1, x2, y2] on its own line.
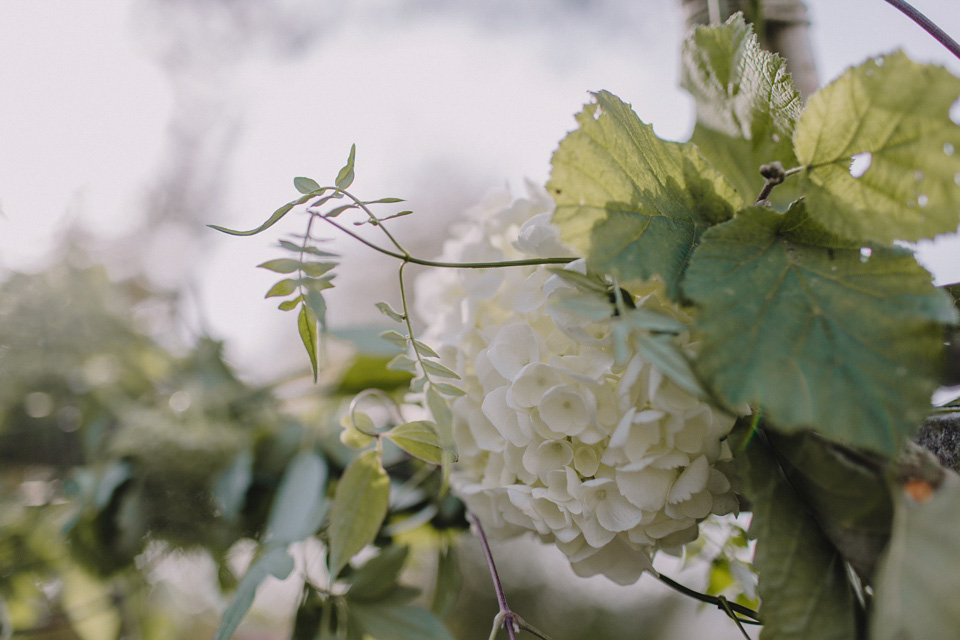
[415, 182, 738, 584]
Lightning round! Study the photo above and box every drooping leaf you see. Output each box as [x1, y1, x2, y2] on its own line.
[298, 305, 320, 382]
[762, 430, 893, 583]
[336, 144, 357, 190]
[793, 51, 960, 243]
[739, 431, 862, 640]
[327, 450, 390, 579]
[324, 204, 358, 219]
[376, 301, 406, 323]
[349, 604, 454, 640]
[872, 470, 960, 640]
[209, 192, 313, 236]
[384, 421, 444, 465]
[548, 90, 741, 299]
[684, 201, 956, 453]
[265, 279, 298, 298]
[681, 14, 803, 207]
[294, 176, 323, 195]
[265, 450, 328, 545]
[258, 259, 302, 274]
[346, 546, 410, 602]
[304, 286, 328, 335]
[430, 545, 461, 618]
[213, 547, 295, 640]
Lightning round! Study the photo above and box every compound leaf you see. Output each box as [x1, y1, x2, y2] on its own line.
[548, 91, 741, 300]
[794, 51, 960, 243]
[327, 450, 390, 579]
[684, 201, 956, 453]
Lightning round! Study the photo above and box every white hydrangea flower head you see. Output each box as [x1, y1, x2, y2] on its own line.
[415, 181, 738, 585]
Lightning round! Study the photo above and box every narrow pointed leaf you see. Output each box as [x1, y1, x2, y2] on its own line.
[258, 259, 302, 274]
[324, 204, 357, 218]
[327, 450, 390, 579]
[412, 340, 439, 358]
[430, 382, 465, 398]
[208, 193, 312, 236]
[266, 279, 298, 298]
[294, 177, 323, 194]
[684, 201, 956, 453]
[336, 144, 357, 190]
[794, 51, 960, 243]
[278, 296, 301, 311]
[363, 197, 405, 205]
[213, 547, 295, 640]
[279, 240, 338, 258]
[421, 360, 460, 379]
[548, 91, 741, 299]
[265, 450, 328, 544]
[386, 354, 418, 373]
[430, 545, 461, 617]
[379, 330, 409, 349]
[631, 332, 705, 398]
[298, 306, 320, 382]
[384, 421, 444, 464]
[301, 262, 337, 278]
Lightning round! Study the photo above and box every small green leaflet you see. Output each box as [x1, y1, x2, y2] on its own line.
[259, 259, 302, 274]
[266, 279, 298, 298]
[326, 450, 390, 579]
[336, 144, 357, 190]
[681, 14, 802, 206]
[298, 305, 320, 382]
[548, 91, 741, 300]
[872, 472, 960, 640]
[384, 421, 446, 465]
[213, 547, 295, 640]
[265, 450, 328, 545]
[430, 544, 460, 618]
[209, 192, 314, 236]
[739, 432, 861, 640]
[794, 51, 960, 243]
[684, 201, 957, 453]
[294, 176, 322, 194]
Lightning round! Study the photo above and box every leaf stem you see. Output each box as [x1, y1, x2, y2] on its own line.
[655, 573, 762, 625]
[884, 0, 960, 61]
[467, 511, 520, 640]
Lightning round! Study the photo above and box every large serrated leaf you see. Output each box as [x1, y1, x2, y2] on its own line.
[548, 91, 741, 300]
[740, 433, 861, 640]
[872, 471, 960, 640]
[213, 547, 295, 640]
[794, 51, 960, 243]
[327, 450, 390, 579]
[684, 201, 956, 453]
[265, 450, 328, 545]
[681, 14, 802, 207]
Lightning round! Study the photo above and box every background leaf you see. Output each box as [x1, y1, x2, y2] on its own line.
[684, 202, 956, 453]
[208, 192, 313, 236]
[349, 603, 454, 640]
[872, 470, 960, 640]
[739, 430, 862, 640]
[347, 546, 410, 602]
[681, 14, 803, 208]
[327, 450, 390, 579]
[793, 51, 960, 243]
[213, 547, 295, 640]
[547, 90, 741, 299]
[265, 450, 328, 545]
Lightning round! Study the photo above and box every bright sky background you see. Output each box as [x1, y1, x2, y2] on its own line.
[1, 0, 959, 376]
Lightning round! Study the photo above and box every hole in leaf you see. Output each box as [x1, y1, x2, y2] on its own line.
[915, 170, 924, 182]
[860, 247, 873, 262]
[918, 194, 929, 207]
[771, 133, 781, 143]
[850, 152, 872, 178]
[946, 142, 955, 156]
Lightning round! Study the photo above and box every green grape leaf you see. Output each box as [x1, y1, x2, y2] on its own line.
[794, 51, 960, 243]
[346, 546, 410, 602]
[872, 471, 960, 640]
[265, 450, 328, 545]
[681, 14, 802, 207]
[763, 430, 893, 583]
[684, 201, 956, 453]
[740, 433, 861, 640]
[349, 604, 454, 640]
[258, 259, 302, 274]
[294, 177, 323, 195]
[265, 279, 298, 298]
[327, 450, 390, 579]
[298, 305, 320, 382]
[548, 91, 741, 300]
[336, 144, 357, 190]
[209, 192, 313, 236]
[384, 421, 444, 465]
[213, 547, 295, 640]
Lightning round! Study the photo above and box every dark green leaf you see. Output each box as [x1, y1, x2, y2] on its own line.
[208, 193, 312, 236]
[213, 547, 295, 640]
[336, 144, 357, 190]
[794, 51, 960, 243]
[265, 450, 328, 545]
[327, 450, 390, 579]
[294, 177, 323, 195]
[872, 471, 960, 639]
[739, 433, 861, 640]
[258, 259, 302, 274]
[347, 546, 409, 602]
[684, 201, 957, 453]
[298, 306, 320, 382]
[376, 301, 405, 323]
[547, 91, 741, 299]
[384, 421, 444, 464]
[681, 14, 802, 206]
[265, 279, 298, 298]
[349, 604, 454, 640]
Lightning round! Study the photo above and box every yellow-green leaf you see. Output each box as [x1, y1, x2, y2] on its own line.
[298, 305, 319, 382]
[384, 421, 444, 465]
[326, 450, 389, 579]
